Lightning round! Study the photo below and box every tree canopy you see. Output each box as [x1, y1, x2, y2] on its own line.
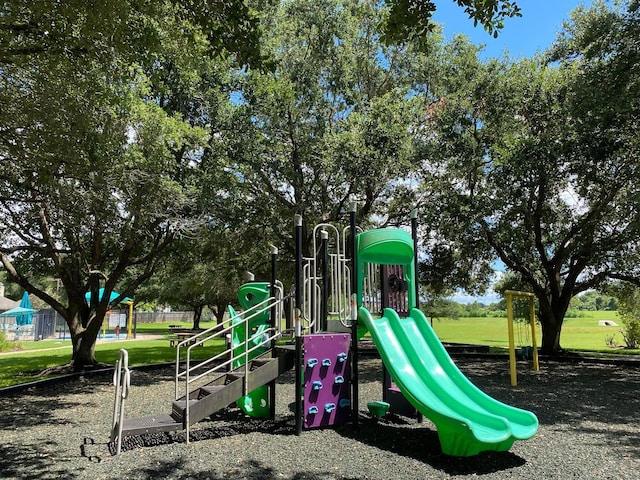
[3, 0, 638, 367]
[0, 0, 264, 369]
[416, 0, 640, 353]
[383, 0, 521, 48]
[209, 0, 432, 259]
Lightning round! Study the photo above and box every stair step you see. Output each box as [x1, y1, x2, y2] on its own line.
[225, 372, 245, 383]
[200, 385, 226, 396]
[120, 414, 182, 436]
[251, 358, 274, 369]
[172, 399, 198, 420]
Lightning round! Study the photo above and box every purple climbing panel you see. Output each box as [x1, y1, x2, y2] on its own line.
[302, 333, 352, 429]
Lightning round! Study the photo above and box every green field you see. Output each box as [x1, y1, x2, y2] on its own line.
[0, 313, 637, 389]
[0, 320, 224, 388]
[432, 310, 634, 352]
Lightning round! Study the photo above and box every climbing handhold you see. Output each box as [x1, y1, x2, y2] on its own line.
[324, 403, 336, 413]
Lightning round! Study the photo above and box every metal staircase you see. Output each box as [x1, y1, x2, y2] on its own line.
[110, 295, 294, 454]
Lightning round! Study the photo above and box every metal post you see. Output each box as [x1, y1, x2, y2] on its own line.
[269, 245, 278, 420]
[349, 200, 359, 428]
[294, 214, 303, 435]
[410, 208, 419, 310]
[127, 300, 134, 339]
[270, 245, 278, 333]
[529, 296, 540, 371]
[320, 229, 329, 332]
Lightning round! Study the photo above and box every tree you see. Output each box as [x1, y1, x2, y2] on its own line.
[209, 0, 431, 263]
[421, 297, 461, 322]
[383, 0, 522, 49]
[416, 1, 640, 353]
[0, 1, 263, 371]
[140, 226, 264, 329]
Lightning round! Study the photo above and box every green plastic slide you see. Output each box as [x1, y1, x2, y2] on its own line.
[359, 306, 538, 457]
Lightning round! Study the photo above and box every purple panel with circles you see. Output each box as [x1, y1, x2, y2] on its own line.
[302, 333, 352, 429]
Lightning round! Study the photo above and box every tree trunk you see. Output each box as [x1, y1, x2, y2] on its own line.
[192, 305, 203, 330]
[538, 297, 569, 354]
[67, 305, 104, 371]
[540, 318, 562, 354]
[214, 303, 227, 324]
[71, 331, 98, 370]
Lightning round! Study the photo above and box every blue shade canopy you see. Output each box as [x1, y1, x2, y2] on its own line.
[84, 288, 132, 305]
[0, 306, 38, 318]
[16, 292, 34, 325]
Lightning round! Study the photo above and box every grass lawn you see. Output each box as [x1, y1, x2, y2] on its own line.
[432, 310, 637, 353]
[1, 313, 637, 389]
[0, 321, 225, 388]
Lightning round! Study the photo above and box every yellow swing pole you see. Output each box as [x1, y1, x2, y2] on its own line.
[529, 296, 539, 371]
[506, 291, 517, 387]
[126, 300, 134, 339]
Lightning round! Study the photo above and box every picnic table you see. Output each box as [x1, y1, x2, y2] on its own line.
[168, 331, 204, 348]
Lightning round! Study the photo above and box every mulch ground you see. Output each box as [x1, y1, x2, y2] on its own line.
[0, 355, 639, 479]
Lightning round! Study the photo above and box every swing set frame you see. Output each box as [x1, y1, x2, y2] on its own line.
[505, 290, 540, 386]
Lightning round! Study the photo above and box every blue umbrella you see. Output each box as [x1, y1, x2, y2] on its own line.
[0, 306, 38, 319]
[84, 288, 132, 305]
[17, 292, 33, 326]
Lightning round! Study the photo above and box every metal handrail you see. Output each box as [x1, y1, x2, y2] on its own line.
[111, 349, 130, 455]
[175, 293, 286, 442]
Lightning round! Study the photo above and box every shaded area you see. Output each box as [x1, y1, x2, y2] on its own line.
[117, 458, 364, 480]
[110, 413, 295, 454]
[337, 415, 527, 475]
[0, 440, 94, 480]
[461, 360, 640, 424]
[458, 358, 640, 455]
[1, 356, 639, 479]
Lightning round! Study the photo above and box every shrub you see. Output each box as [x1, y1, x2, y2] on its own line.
[620, 317, 640, 349]
[604, 333, 618, 348]
[608, 283, 640, 349]
[565, 309, 586, 318]
[0, 330, 13, 352]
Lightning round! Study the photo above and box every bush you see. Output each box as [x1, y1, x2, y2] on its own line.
[609, 283, 640, 349]
[0, 330, 13, 352]
[620, 317, 640, 349]
[604, 333, 618, 348]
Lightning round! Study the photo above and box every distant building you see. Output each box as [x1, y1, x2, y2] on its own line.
[0, 296, 20, 312]
[0, 282, 20, 312]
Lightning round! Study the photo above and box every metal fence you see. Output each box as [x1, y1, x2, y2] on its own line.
[0, 310, 196, 341]
[1, 309, 57, 342]
[130, 311, 195, 324]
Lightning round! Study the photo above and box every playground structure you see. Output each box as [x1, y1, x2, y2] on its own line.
[111, 208, 538, 457]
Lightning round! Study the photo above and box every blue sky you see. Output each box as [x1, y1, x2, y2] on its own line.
[432, 1, 595, 59]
